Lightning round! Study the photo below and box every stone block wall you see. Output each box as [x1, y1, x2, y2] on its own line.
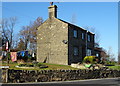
[2, 69, 120, 83]
[37, 18, 68, 65]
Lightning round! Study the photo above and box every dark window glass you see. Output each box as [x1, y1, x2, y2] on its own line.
[73, 30, 77, 38]
[87, 49, 92, 56]
[87, 34, 91, 42]
[82, 33, 84, 39]
[74, 47, 79, 56]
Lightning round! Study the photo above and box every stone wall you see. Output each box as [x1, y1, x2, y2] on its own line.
[37, 17, 68, 65]
[2, 69, 120, 83]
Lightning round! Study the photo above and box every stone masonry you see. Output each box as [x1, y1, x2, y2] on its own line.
[1, 69, 120, 83]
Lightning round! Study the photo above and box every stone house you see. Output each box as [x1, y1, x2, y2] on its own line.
[37, 5, 95, 65]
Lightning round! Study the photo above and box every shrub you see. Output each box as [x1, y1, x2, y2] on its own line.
[83, 56, 96, 63]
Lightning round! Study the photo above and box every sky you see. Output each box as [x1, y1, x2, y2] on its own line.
[2, 2, 118, 61]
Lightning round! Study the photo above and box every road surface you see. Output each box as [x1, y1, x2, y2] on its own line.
[1, 78, 120, 86]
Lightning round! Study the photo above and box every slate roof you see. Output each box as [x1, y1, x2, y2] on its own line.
[57, 18, 95, 35]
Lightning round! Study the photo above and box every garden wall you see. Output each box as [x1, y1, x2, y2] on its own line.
[2, 69, 120, 83]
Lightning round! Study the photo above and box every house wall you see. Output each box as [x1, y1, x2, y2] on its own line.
[87, 32, 95, 55]
[68, 24, 87, 64]
[68, 25, 95, 65]
[37, 18, 68, 65]
[37, 19, 51, 63]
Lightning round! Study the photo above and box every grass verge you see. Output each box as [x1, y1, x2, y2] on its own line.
[107, 65, 120, 70]
[1, 62, 78, 70]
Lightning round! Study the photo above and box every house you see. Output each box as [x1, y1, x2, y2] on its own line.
[94, 47, 105, 63]
[37, 5, 95, 65]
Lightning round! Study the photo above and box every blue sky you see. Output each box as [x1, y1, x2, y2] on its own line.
[2, 2, 118, 61]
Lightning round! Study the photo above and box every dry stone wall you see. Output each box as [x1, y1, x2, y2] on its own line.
[1, 69, 120, 83]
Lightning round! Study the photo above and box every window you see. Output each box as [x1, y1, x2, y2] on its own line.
[87, 34, 91, 42]
[96, 53, 99, 57]
[74, 47, 79, 56]
[73, 29, 77, 38]
[87, 49, 92, 56]
[82, 33, 84, 39]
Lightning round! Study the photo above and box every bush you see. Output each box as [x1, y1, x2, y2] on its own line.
[83, 56, 96, 63]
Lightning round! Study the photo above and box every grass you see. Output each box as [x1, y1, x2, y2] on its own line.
[107, 65, 120, 70]
[40, 63, 78, 70]
[1, 61, 120, 70]
[0, 61, 78, 70]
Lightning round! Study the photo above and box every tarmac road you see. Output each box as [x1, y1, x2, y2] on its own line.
[1, 78, 120, 86]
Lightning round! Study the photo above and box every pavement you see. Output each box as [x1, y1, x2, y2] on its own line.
[1, 78, 120, 86]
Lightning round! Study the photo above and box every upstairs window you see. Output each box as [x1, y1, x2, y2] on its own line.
[73, 29, 77, 38]
[74, 47, 79, 56]
[87, 34, 91, 42]
[82, 33, 85, 40]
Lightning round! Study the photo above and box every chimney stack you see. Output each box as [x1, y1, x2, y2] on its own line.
[48, 5, 57, 18]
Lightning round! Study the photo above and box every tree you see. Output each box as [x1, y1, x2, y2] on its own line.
[1, 17, 18, 50]
[19, 17, 43, 53]
[17, 38, 26, 51]
[104, 47, 116, 64]
[19, 26, 30, 50]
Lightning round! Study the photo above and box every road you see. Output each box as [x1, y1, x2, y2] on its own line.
[1, 78, 120, 86]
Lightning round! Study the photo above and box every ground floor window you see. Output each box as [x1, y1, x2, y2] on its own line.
[87, 49, 92, 56]
[74, 47, 79, 56]
[96, 53, 99, 57]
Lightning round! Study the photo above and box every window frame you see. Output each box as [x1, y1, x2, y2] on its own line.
[73, 46, 79, 56]
[87, 34, 91, 42]
[73, 29, 78, 38]
[82, 33, 85, 40]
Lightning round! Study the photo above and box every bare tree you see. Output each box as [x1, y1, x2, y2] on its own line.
[17, 38, 26, 50]
[19, 17, 43, 52]
[106, 46, 115, 62]
[1, 17, 18, 50]
[19, 25, 30, 50]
